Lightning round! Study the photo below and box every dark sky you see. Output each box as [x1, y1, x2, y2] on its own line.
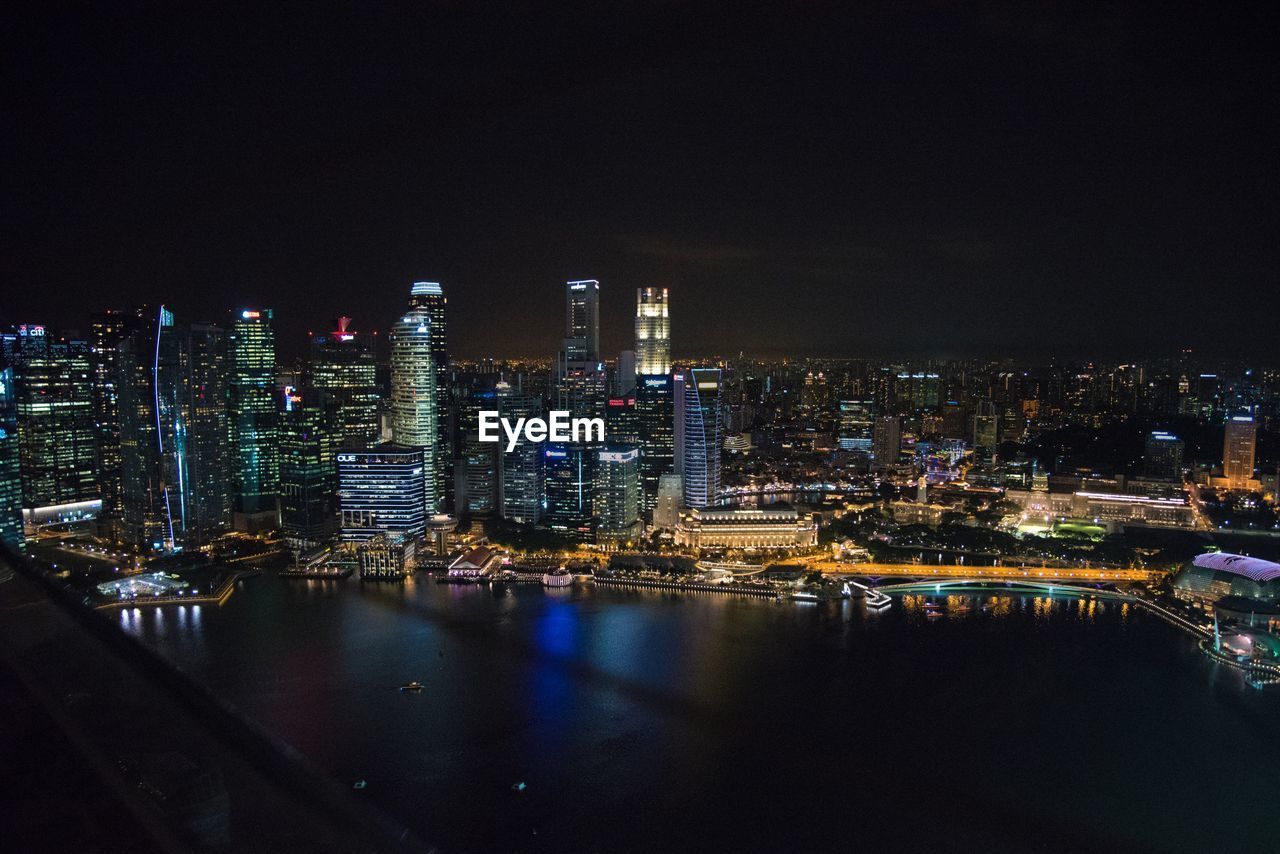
[4, 1, 1277, 361]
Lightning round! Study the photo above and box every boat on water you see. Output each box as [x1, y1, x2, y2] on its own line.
[790, 590, 820, 602]
[399, 681, 424, 692]
[542, 568, 573, 588]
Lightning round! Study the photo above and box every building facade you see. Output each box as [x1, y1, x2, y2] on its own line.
[674, 367, 722, 509]
[337, 444, 427, 542]
[390, 306, 438, 511]
[228, 308, 279, 526]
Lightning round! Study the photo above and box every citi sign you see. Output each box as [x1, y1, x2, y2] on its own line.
[477, 411, 605, 452]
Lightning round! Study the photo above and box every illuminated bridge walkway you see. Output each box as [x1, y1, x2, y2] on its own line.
[871, 578, 1209, 639]
[814, 561, 1159, 584]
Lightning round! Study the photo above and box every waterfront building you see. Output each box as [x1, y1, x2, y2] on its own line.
[0, 366, 23, 550]
[228, 308, 279, 529]
[673, 506, 818, 550]
[118, 310, 231, 551]
[594, 446, 641, 546]
[309, 318, 379, 449]
[1171, 553, 1280, 605]
[447, 545, 498, 578]
[871, 415, 901, 470]
[674, 367, 722, 508]
[1222, 415, 1257, 490]
[565, 279, 600, 362]
[653, 473, 682, 529]
[837, 400, 874, 452]
[279, 397, 340, 550]
[1143, 431, 1185, 480]
[357, 532, 416, 580]
[8, 327, 97, 516]
[635, 287, 670, 377]
[337, 444, 426, 541]
[390, 305, 438, 512]
[636, 373, 674, 511]
[89, 307, 145, 525]
[406, 283, 451, 506]
[543, 444, 594, 540]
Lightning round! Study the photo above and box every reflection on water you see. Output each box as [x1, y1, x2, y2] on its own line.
[119, 574, 1280, 854]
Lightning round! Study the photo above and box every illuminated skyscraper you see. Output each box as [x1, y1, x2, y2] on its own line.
[837, 400, 874, 451]
[544, 443, 594, 540]
[497, 388, 543, 525]
[635, 287, 670, 376]
[595, 445, 641, 545]
[406, 282, 450, 505]
[565, 279, 600, 361]
[636, 374, 674, 512]
[390, 304, 438, 511]
[337, 445, 426, 541]
[0, 366, 23, 551]
[1223, 415, 1257, 489]
[453, 387, 498, 517]
[674, 367, 722, 509]
[90, 307, 145, 525]
[309, 318, 378, 448]
[972, 400, 999, 469]
[8, 326, 97, 516]
[228, 308, 279, 527]
[280, 395, 340, 549]
[118, 309, 230, 551]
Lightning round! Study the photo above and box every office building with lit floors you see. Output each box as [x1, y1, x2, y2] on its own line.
[636, 373, 674, 512]
[390, 304, 439, 513]
[674, 507, 818, 551]
[337, 444, 427, 542]
[674, 367, 722, 508]
[594, 446, 641, 546]
[1222, 415, 1257, 490]
[308, 319, 379, 449]
[117, 309, 231, 552]
[497, 390, 544, 525]
[543, 444, 594, 541]
[0, 366, 24, 551]
[228, 308, 280, 531]
[279, 398, 340, 550]
[406, 282, 451, 507]
[7, 326, 98, 524]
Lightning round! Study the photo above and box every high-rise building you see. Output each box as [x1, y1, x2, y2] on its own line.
[390, 303, 438, 512]
[406, 282, 450, 505]
[1144, 431, 1185, 480]
[309, 318, 378, 449]
[0, 366, 24, 551]
[605, 393, 640, 445]
[9, 327, 97, 515]
[871, 415, 901, 470]
[118, 309, 230, 551]
[972, 399, 999, 468]
[453, 387, 499, 517]
[636, 373, 674, 512]
[1223, 415, 1257, 490]
[280, 396, 340, 549]
[595, 446, 641, 545]
[635, 287, 670, 377]
[615, 350, 636, 395]
[653, 472, 682, 529]
[565, 279, 600, 362]
[497, 389, 543, 525]
[543, 444, 594, 540]
[89, 308, 145, 524]
[228, 308, 279, 527]
[837, 400, 874, 451]
[337, 444, 427, 542]
[674, 367, 722, 508]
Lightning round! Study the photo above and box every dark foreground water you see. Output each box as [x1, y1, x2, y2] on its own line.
[120, 575, 1280, 853]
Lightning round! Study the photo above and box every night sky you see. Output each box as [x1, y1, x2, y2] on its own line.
[4, 2, 1277, 360]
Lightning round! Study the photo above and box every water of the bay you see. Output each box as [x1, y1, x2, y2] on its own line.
[119, 574, 1280, 853]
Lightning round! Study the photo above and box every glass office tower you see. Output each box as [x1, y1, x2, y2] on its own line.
[390, 305, 438, 511]
[673, 367, 722, 509]
[228, 308, 279, 525]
